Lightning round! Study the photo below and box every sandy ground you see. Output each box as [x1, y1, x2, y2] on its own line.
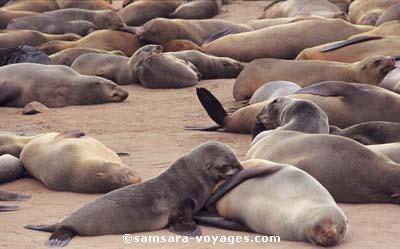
[1, 1, 400, 249]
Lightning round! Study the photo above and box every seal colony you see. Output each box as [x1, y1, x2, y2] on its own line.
[1, 0, 400, 248]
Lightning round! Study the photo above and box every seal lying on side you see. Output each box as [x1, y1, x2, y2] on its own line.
[249, 81, 301, 104]
[195, 159, 348, 246]
[248, 129, 400, 203]
[20, 131, 141, 193]
[170, 0, 220, 19]
[330, 121, 400, 145]
[50, 48, 125, 66]
[25, 141, 243, 247]
[0, 63, 129, 107]
[233, 55, 395, 101]
[0, 9, 38, 29]
[71, 45, 162, 85]
[0, 190, 31, 212]
[0, 46, 51, 66]
[190, 81, 400, 133]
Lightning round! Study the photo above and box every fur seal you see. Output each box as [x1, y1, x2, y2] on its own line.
[247, 16, 324, 30]
[202, 18, 371, 62]
[7, 15, 97, 36]
[136, 53, 200, 89]
[296, 36, 400, 63]
[162, 39, 204, 52]
[349, 0, 400, 25]
[166, 50, 244, 79]
[71, 44, 162, 85]
[260, 0, 346, 19]
[3, 0, 59, 12]
[0, 154, 24, 183]
[42, 8, 125, 29]
[137, 18, 252, 45]
[376, 3, 400, 26]
[20, 131, 141, 193]
[58, 0, 114, 11]
[233, 56, 396, 101]
[191, 81, 400, 133]
[0, 9, 38, 29]
[249, 81, 301, 104]
[327, 0, 351, 13]
[37, 28, 141, 56]
[0, 30, 80, 49]
[0, 190, 31, 212]
[247, 130, 400, 204]
[367, 143, 400, 163]
[118, 0, 180, 26]
[0, 46, 51, 66]
[0, 63, 129, 107]
[49, 48, 126, 66]
[0, 132, 41, 157]
[330, 121, 400, 145]
[196, 159, 348, 246]
[169, 0, 220, 19]
[24, 141, 243, 247]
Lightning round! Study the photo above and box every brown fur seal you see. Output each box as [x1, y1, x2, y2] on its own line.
[169, 0, 220, 19]
[0, 9, 38, 29]
[0, 63, 128, 107]
[202, 18, 371, 62]
[233, 56, 395, 101]
[376, 3, 400, 26]
[349, 0, 400, 25]
[3, 0, 59, 12]
[327, 0, 351, 13]
[247, 16, 324, 30]
[260, 0, 346, 19]
[7, 15, 97, 36]
[137, 18, 252, 45]
[249, 81, 301, 104]
[20, 131, 141, 193]
[191, 81, 400, 133]
[351, 21, 400, 37]
[37, 28, 141, 56]
[166, 50, 244, 79]
[330, 121, 400, 145]
[296, 36, 400, 63]
[0, 190, 31, 212]
[136, 53, 200, 89]
[0, 132, 41, 157]
[50, 48, 126, 66]
[196, 159, 348, 246]
[0, 154, 25, 183]
[248, 131, 400, 204]
[0, 30, 80, 49]
[162, 39, 204, 52]
[42, 8, 125, 29]
[71, 45, 162, 85]
[58, 0, 114, 10]
[25, 141, 243, 247]
[0, 45, 51, 66]
[118, 0, 180, 26]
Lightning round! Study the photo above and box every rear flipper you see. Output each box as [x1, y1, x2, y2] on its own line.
[0, 205, 19, 212]
[0, 190, 31, 201]
[25, 224, 75, 248]
[194, 216, 252, 232]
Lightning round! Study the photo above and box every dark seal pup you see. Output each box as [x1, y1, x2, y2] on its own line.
[0, 45, 51, 66]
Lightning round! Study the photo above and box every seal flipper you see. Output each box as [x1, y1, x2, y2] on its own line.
[319, 36, 382, 52]
[169, 199, 201, 237]
[196, 87, 227, 126]
[56, 130, 85, 139]
[116, 152, 130, 157]
[206, 165, 282, 206]
[46, 226, 76, 248]
[0, 190, 31, 201]
[193, 216, 251, 232]
[0, 205, 18, 212]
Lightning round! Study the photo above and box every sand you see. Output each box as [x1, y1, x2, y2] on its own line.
[1, 1, 399, 249]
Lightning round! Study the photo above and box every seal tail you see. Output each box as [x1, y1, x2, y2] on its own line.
[0, 190, 31, 201]
[0, 205, 19, 212]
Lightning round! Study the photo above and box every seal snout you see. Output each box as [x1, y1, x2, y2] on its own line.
[115, 87, 129, 101]
[309, 218, 345, 247]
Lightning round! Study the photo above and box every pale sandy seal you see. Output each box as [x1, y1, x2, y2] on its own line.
[349, 0, 400, 25]
[49, 48, 126, 66]
[196, 159, 348, 246]
[20, 130, 141, 193]
[25, 141, 243, 247]
[0, 63, 128, 107]
[170, 0, 220, 19]
[249, 81, 301, 104]
[0, 132, 41, 157]
[247, 130, 400, 204]
[376, 3, 400, 25]
[233, 55, 396, 101]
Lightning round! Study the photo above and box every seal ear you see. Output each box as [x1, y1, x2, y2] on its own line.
[169, 198, 201, 237]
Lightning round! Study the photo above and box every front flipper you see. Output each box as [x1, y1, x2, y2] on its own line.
[169, 198, 201, 237]
[0, 190, 31, 201]
[194, 216, 251, 232]
[0, 205, 18, 212]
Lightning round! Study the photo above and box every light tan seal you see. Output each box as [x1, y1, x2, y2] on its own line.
[49, 48, 126, 66]
[20, 130, 141, 193]
[349, 0, 400, 25]
[0, 63, 128, 107]
[233, 55, 396, 101]
[196, 159, 348, 246]
[24, 141, 243, 247]
[202, 18, 371, 62]
[376, 3, 400, 26]
[0, 132, 40, 157]
[249, 81, 301, 104]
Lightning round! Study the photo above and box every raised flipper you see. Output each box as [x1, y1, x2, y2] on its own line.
[116, 152, 130, 157]
[194, 216, 251, 232]
[169, 198, 201, 237]
[0, 85, 21, 106]
[319, 36, 382, 52]
[206, 165, 282, 206]
[0, 190, 31, 201]
[55, 130, 85, 139]
[0, 205, 18, 212]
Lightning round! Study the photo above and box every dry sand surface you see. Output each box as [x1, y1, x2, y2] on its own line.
[1, 1, 399, 249]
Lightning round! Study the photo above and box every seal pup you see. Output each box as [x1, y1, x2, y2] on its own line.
[0, 190, 31, 212]
[25, 141, 243, 247]
[71, 44, 162, 85]
[0, 63, 129, 107]
[247, 129, 400, 203]
[0, 154, 24, 183]
[249, 81, 301, 104]
[195, 159, 348, 246]
[20, 131, 141, 193]
[50, 48, 125, 66]
[0, 46, 51, 66]
[169, 0, 220, 19]
[233, 56, 396, 100]
[330, 121, 400, 145]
